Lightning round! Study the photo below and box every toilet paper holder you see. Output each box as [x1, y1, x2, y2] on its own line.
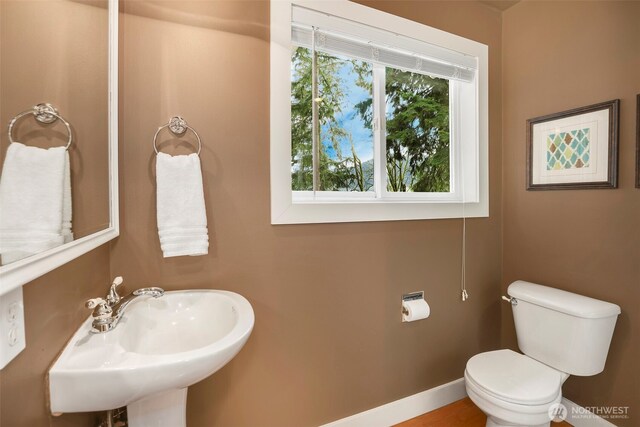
[401, 291, 424, 316]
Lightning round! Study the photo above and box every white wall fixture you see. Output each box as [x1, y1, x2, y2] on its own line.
[465, 281, 620, 427]
[0, 287, 25, 368]
[401, 291, 431, 322]
[319, 379, 619, 427]
[48, 290, 255, 427]
[321, 378, 466, 427]
[0, 0, 119, 297]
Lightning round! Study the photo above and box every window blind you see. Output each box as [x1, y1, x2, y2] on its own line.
[291, 6, 477, 83]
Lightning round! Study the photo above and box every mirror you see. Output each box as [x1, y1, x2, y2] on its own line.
[0, 0, 118, 293]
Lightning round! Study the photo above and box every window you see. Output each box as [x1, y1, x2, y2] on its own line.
[271, 1, 488, 224]
[291, 48, 375, 193]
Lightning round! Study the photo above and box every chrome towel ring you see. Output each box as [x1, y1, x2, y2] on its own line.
[153, 116, 202, 155]
[7, 103, 73, 149]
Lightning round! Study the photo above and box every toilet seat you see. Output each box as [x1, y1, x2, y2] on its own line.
[465, 349, 563, 405]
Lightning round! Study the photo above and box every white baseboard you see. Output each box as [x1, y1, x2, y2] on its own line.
[562, 398, 619, 427]
[320, 378, 466, 427]
[319, 379, 620, 427]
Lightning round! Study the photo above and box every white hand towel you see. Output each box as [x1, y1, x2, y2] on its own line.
[156, 152, 209, 258]
[62, 151, 73, 243]
[0, 142, 72, 265]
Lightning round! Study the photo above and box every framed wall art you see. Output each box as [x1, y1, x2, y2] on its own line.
[526, 99, 619, 190]
[636, 94, 639, 188]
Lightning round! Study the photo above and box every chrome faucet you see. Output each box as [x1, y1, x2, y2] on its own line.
[86, 276, 164, 333]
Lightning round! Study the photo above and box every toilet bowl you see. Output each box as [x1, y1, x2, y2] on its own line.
[465, 281, 620, 427]
[465, 349, 566, 427]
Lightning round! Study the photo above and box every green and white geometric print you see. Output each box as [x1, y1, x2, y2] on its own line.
[546, 128, 591, 170]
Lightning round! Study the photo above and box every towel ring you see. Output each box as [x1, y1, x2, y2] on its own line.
[153, 116, 202, 155]
[7, 103, 73, 150]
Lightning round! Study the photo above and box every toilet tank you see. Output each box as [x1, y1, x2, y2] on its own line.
[508, 281, 620, 376]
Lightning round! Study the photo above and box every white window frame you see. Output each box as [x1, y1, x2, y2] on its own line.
[271, 0, 489, 224]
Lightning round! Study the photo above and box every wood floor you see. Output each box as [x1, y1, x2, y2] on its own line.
[395, 397, 572, 427]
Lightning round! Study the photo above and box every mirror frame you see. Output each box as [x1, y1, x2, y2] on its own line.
[0, 0, 119, 295]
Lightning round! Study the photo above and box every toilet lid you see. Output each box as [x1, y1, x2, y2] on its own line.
[465, 349, 563, 405]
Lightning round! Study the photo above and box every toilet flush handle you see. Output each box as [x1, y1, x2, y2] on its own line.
[501, 295, 518, 306]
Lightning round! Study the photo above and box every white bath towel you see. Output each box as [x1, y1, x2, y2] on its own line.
[0, 142, 73, 265]
[156, 152, 209, 258]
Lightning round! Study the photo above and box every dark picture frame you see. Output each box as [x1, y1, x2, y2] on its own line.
[526, 99, 619, 190]
[636, 94, 640, 188]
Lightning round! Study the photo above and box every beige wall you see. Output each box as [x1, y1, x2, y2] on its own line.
[0, 246, 111, 427]
[0, 0, 110, 243]
[502, 2, 640, 425]
[8, 2, 638, 427]
[111, 1, 503, 425]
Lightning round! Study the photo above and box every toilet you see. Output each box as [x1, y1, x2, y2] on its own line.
[465, 280, 621, 427]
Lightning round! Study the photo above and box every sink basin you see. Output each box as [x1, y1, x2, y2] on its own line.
[48, 290, 254, 424]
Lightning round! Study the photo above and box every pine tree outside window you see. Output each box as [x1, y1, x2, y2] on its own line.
[291, 44, 453, 195]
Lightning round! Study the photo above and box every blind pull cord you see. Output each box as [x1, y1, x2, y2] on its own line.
[461, 216, 468, 302]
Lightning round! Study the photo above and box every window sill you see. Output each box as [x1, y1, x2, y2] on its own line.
[292, 191, 464, 203]
[272, 199, 488, 224]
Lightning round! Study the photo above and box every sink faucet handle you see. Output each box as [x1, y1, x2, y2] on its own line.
[86, 297, 113, 319]
[107, 276, 124, 306]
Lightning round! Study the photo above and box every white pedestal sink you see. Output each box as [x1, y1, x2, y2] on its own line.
[48, 290, 254, 427]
